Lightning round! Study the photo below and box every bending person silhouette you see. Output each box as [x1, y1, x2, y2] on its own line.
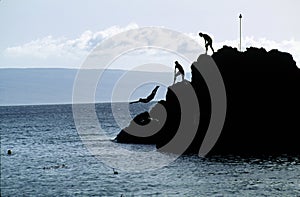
[130, 86, 160, 104]
[199, 32, 214, 54]
[173, 61, 185, 84]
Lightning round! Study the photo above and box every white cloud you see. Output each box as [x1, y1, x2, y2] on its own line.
[214, 37, 300, 66]
[2, 23, 300, 68]
[5, 36, 84, 59]
[3, 23, 139, 68]
[181, 33, 300, 67]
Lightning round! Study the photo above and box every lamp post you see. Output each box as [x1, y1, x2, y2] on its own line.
[239, 14, 242, 51]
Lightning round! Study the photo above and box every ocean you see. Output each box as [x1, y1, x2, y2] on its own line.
[1, 103, 300, 196]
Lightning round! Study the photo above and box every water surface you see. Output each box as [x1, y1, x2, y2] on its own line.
[1, 104, 300, 196]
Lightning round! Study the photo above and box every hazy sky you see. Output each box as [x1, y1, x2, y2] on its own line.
[1, 0, 299, 68]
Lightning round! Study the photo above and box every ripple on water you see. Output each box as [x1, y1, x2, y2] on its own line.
[1, 104, 300, 196]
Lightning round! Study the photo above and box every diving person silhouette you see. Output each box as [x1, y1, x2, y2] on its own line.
[130, 86, 160, 104]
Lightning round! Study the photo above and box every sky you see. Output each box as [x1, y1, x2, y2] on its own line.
[0, 0, 300, 69]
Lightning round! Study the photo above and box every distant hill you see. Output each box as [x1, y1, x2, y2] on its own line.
[0, 68, 190, 106]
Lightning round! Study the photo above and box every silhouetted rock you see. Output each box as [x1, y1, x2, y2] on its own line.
[115, 46, 300, 156]
[209, 46, 300, 156]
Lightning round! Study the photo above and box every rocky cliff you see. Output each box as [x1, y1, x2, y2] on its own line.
[115, 46, 300, 156]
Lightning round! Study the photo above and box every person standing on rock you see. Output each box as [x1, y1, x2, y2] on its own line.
[173, 61, 185, 84]
[199, 32, 215, 54]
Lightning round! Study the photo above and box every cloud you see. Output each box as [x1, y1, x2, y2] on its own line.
[214, 37, 300, 65]
[187, 32, 300, 66]
[3, 23, 139, 68]
[2, 23, 300, 68]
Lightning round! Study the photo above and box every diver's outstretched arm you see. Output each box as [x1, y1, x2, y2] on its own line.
[129, 100, 140, 104]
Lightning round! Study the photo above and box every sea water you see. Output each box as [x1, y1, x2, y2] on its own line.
[1, 103, 300, 196]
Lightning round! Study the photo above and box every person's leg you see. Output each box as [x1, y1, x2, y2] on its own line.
[174, 72, 180, 84]
[205, 43, 208, 54]
[210, 44, 214, 53]
[173, 72, 177, 84]
[181, 73, 184, 81]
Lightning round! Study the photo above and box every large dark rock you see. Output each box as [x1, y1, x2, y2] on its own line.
[115, 46, 300, 156]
